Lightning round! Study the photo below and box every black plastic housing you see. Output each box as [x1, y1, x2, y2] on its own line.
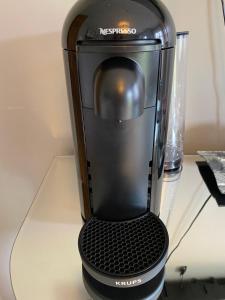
[63, 1, 175, 299]
[63, 0, 175, 221]
[63, 0, 175, 220]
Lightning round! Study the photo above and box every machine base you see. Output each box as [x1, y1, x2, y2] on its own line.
[78, 213, 169, 300]
[83, 266, 165, 300]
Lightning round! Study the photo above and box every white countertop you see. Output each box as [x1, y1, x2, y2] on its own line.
[11, 156, 225, 300]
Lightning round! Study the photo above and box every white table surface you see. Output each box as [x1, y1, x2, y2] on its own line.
[11, 155, 225, 299]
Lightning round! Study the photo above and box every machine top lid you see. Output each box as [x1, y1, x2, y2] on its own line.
[62, 0, 176, 51]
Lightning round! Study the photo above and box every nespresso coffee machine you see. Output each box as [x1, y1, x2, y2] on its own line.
[63, 0, 175, 299]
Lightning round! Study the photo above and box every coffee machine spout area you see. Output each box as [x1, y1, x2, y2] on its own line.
[63, 0, 176, 299]
[94, 56, 145, 121]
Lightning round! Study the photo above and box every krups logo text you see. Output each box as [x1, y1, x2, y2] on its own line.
[115, 279, 142, 286]
[99, 28, 137, 35]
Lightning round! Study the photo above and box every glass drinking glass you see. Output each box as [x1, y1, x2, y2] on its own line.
[165, 32, 189, 173]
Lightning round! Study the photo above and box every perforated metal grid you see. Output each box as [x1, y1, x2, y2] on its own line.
[79, 213, 168, 277]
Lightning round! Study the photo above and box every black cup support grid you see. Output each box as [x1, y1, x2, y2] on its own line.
[79, 213, 169, 278]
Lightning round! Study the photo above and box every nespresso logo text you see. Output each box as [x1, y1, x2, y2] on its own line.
[99, 28, 137, 35]
[115, 279, 142, 286]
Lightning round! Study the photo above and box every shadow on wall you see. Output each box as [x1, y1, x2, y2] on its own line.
[0, 33, 73, 300]
[163, 0, 225, 155]
[207, 0, 225, 151]
[184, 0, 225, 155]
[184, 124, 225, 154]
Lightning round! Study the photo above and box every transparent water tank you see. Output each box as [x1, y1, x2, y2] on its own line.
[165, 31, 189, 172]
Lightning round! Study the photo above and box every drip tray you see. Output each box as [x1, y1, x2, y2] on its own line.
[79, 213, 169, 300]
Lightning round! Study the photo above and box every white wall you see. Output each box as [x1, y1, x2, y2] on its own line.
[0, 0, 225, 299]
[163, 0, 225, 153]
[0, 1, 76, 299]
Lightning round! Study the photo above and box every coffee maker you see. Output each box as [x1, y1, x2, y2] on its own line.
[63, 0, 175, 299]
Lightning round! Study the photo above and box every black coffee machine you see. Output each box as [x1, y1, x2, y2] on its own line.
[63, 0, 175, 299]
